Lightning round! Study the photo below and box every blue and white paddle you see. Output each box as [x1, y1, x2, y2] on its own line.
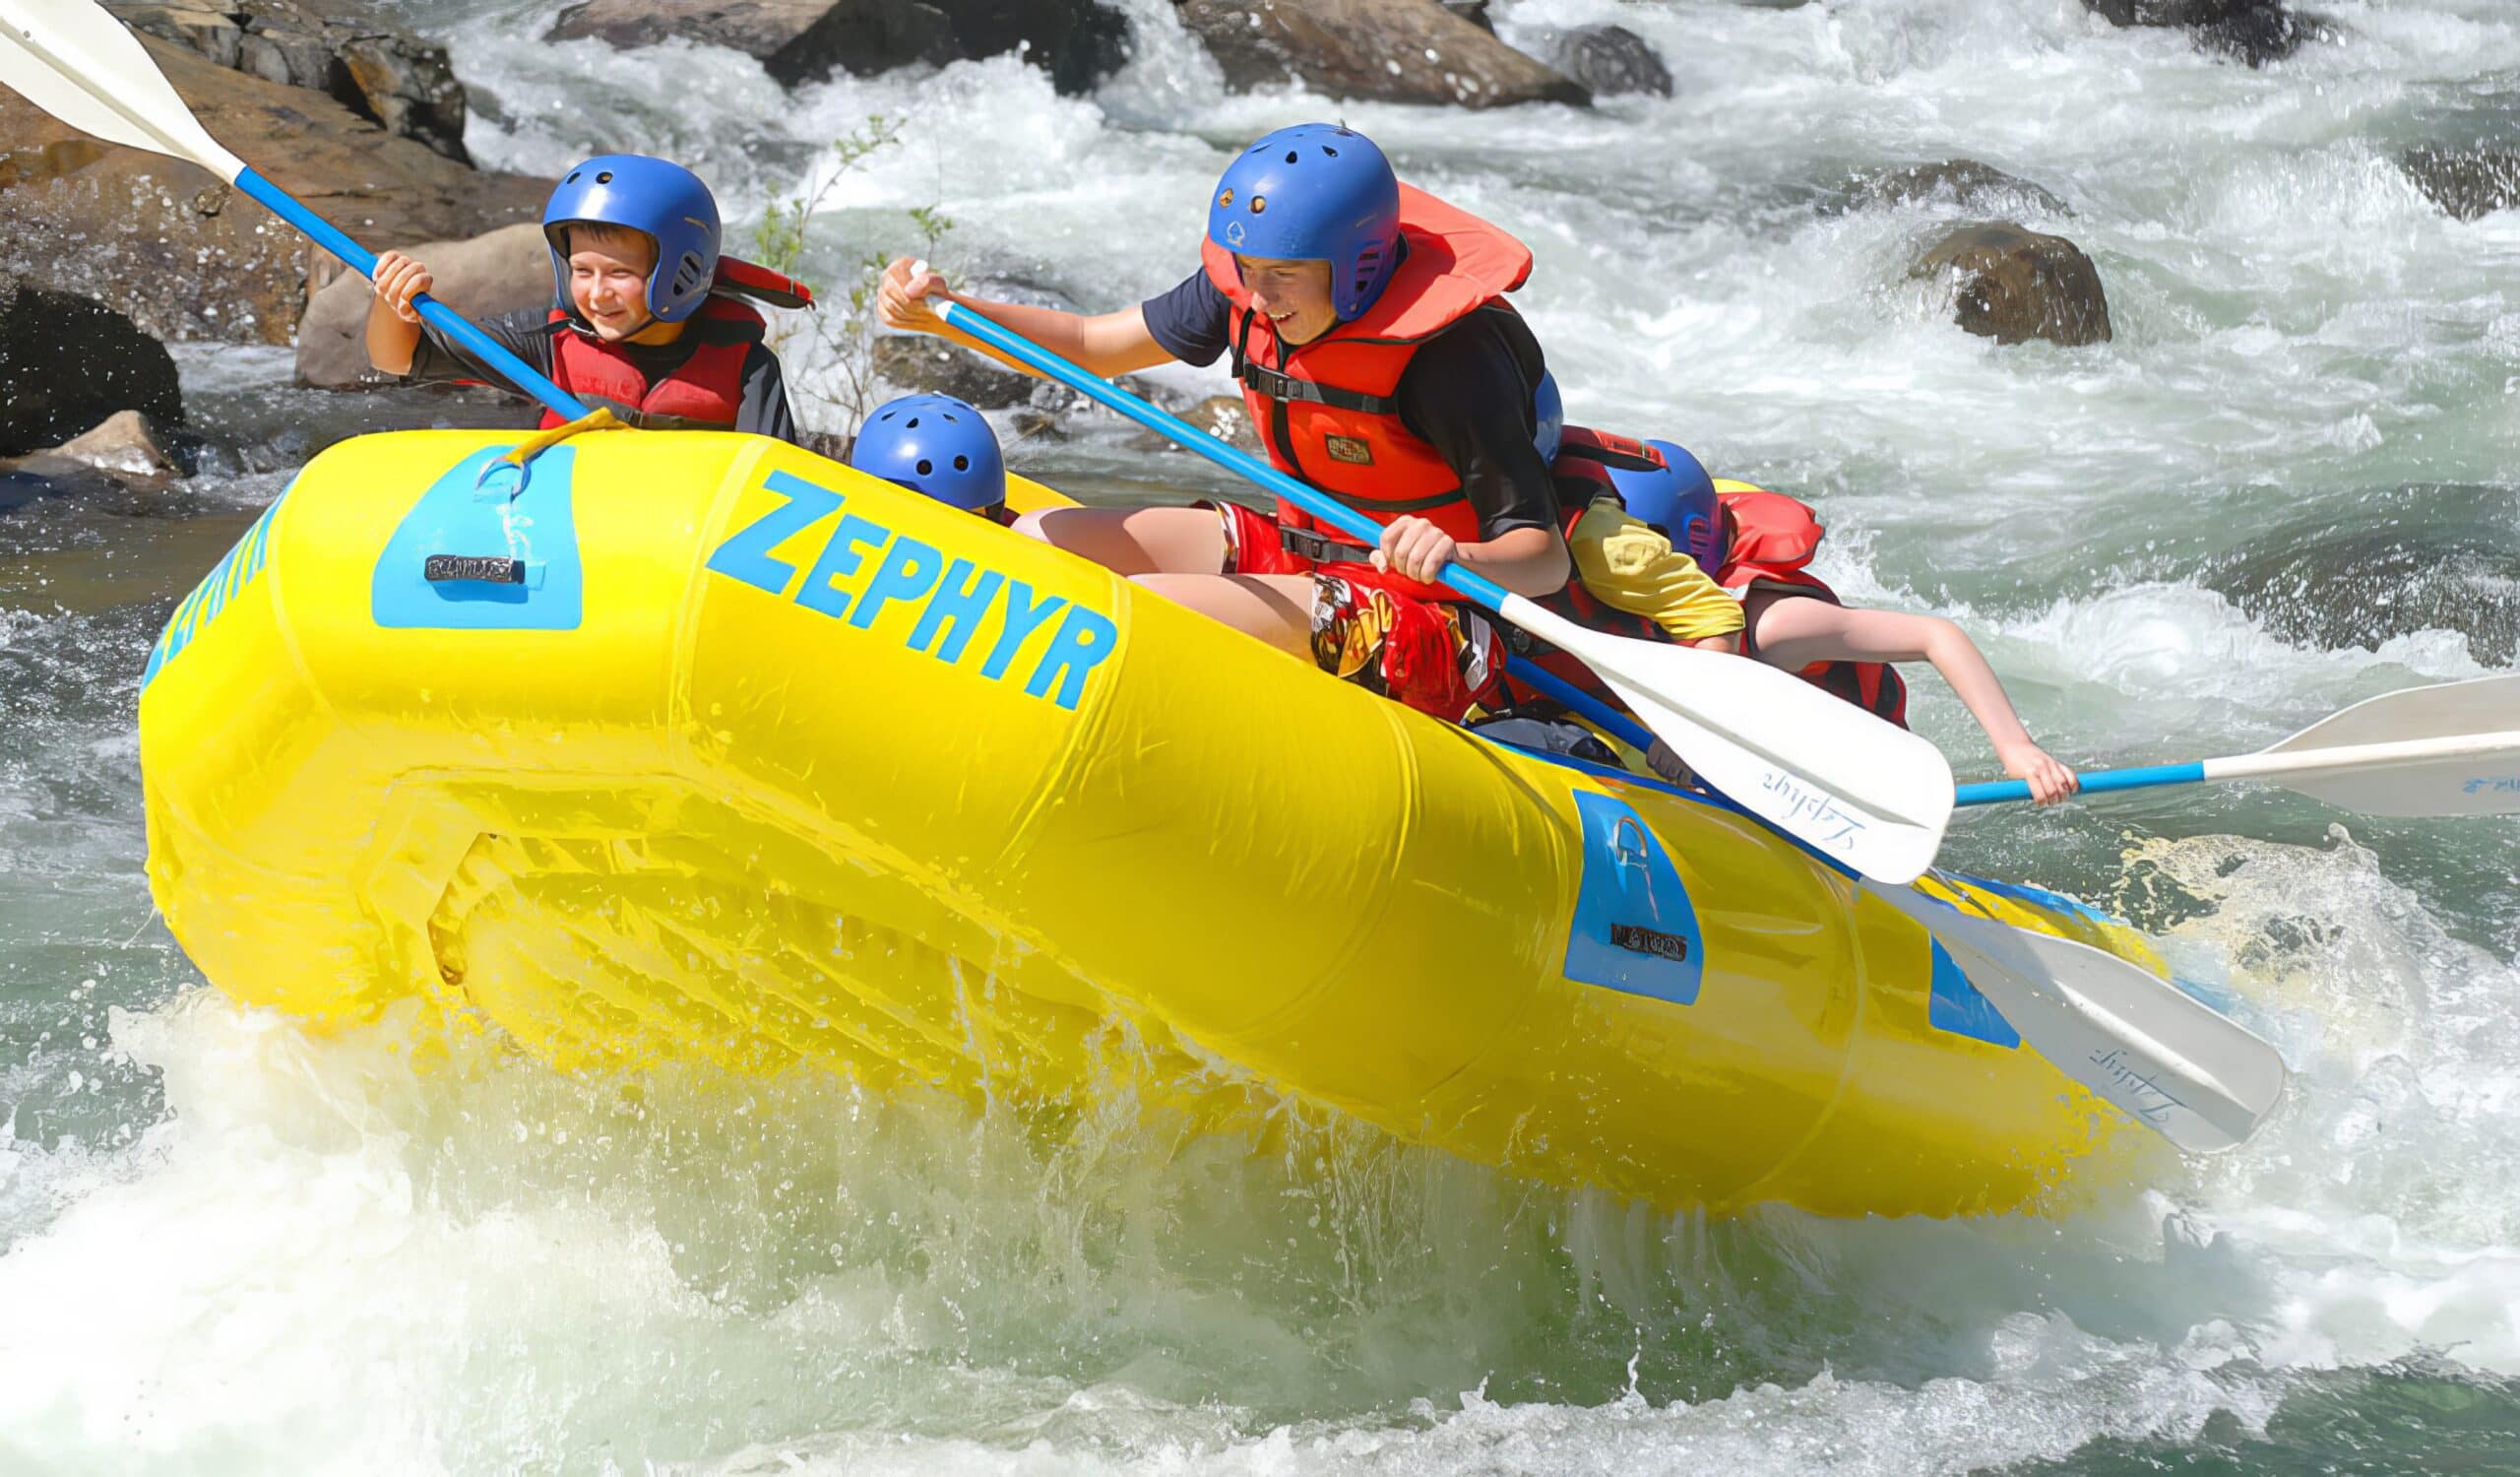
[1959, 674, 2520, 817]
[0, 0, 592, 423]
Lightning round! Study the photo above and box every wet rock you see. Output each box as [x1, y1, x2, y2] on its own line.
[296, 223, 552, 389]
[1912, 223, 2112, 348]
[0, 37, 549, 346]
[0, 411, 184, 505]
[111, 1, 471, 162]
[1436, 0, 1492, 33]
[2199, 484, 2520, 668]
[1008, 408, 1068, 443]
[1129, 394, 1257, 454]
[0, 278, 184, 457]
[547, 0, 1131, 96]
[2397, 147, 2520, 223]
[1847, 159, 2070, 217]
[1544, 25, 1670, 98]
[2083, 0, 2317, 68]
[871, 335, 1037, 408]
[1172, 0, 1591, 109]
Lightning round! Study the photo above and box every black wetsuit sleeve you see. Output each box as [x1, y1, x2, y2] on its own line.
[1394, 308, 1560, 542]
[402, 307, 556, 394]
[1138, 269, 1234, 367]
[738, 345, 801, 444]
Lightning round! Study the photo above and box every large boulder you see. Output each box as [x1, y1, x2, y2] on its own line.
[1544, 24, 1670, 98]
[0, 277, 184, 457]
[546, 0, 1131, 96]
[1846, 159, 2070, 217]
[1912, 223, 2112, 348]
[2398, 147, 2520, 222]
[0, 37, 549, 345]
[295, 223, 552, 388]
[1172, 0, 1591, 109]
[110, 1, 472, 162]
[2083, 0, 2316, 67]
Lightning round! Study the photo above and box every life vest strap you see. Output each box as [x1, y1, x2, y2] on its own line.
[1236, 360, 1399, 417]
[1279, 526, 1379, 564]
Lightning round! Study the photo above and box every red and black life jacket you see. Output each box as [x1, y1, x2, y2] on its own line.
[1714, 486, 1911, 729]
[535, 256, 814, 431]
[1202, 184, 1534, 602]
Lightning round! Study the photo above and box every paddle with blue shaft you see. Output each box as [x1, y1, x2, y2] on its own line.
[0, 0, 592, 423]
[1958, 674, 2520, 819]
[1504, 626, 2290, 1152]
[927, 294, 1956, 885]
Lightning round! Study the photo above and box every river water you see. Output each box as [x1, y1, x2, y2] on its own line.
[3, 0, 2516, 1469]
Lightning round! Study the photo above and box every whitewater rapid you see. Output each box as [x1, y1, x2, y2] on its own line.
[2, 0, 2516, 1470]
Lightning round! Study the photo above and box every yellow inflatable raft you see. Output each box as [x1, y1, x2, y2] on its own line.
[138, 428, 2168, 1216]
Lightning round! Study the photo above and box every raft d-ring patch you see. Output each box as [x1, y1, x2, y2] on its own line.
[1563, 792, 1704, 1005]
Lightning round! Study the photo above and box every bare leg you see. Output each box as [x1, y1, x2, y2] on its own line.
[1133, 573, 1315, 657]
[1011, 504, 1227, 577]
[1014, 504, 1315, 658]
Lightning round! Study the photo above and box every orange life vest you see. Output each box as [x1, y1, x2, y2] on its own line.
[1714, 487, 1911, 729]
[1201, 184, 1534, 602]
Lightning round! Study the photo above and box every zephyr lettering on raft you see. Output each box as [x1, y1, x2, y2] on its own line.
[707, 470, 1119, 710]
[2464, 776, 2520, 795]
[1759, 770, 1867, 849]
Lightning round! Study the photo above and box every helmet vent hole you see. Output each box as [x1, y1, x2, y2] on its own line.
[1249, 195, 1266, 214]
[906, 417, 920, 428]
[953, 454, 970, 471]
[1322, 146, 1338, 157]
[565, 170, 580, 182]
[1284, 150, 1298, 163]
[596, 170, 614, 184]
[914, 459, 934, 476]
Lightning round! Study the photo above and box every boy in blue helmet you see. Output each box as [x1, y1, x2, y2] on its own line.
[365, 154, 808, 442]
[878, 124, 1602, 723]
[849, 393, 1012, 523]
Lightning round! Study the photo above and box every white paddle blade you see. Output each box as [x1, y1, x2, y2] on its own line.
[2261, 674, 2520, 817]
[0, 0, 245, 178]
[1568, 625, 1953, 885]
[1866, 883, 2288, 1153]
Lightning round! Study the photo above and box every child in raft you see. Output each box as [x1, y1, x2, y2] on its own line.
[365, 154, 808, 442]
[1598, 441, 2081, 806]
[875, 121, 1739, 730]
[846, 393, 1013, 523]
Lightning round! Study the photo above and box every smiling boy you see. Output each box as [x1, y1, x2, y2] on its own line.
[366, 154, 801, 442]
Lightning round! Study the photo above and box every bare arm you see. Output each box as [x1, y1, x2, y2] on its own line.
[365, 249, 430, 375]
[876, 256, 1175, 379]
[1748, 597, 2078, 803]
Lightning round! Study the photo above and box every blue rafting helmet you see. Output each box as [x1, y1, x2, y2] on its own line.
[543, 155, 722, 324]
[1531, 370, 1564, 462]
[1610, 439, 1728, 570]
[850, 394, 1006, 512]
[1207, 123, 1403, 321]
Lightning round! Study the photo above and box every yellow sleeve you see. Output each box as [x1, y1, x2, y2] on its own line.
[1566, 496, 1745, 642]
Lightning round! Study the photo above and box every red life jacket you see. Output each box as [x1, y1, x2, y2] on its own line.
[1714, 487, 1911, 729]
[536, 255, 813, 431]
[1200, 184, 1534, 602]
